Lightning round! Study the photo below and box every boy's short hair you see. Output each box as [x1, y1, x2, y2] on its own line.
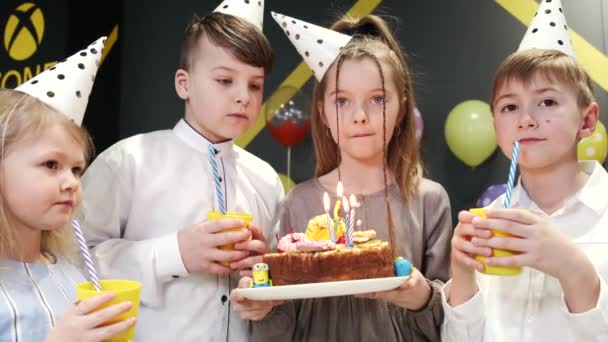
[491, 49, 595, 111]
[179, 12, 273, 74]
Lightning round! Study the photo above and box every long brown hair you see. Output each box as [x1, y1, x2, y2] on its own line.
[310, 15, 421, 256]
[0, 89, 94, 261]
[311, 15, 421, 200]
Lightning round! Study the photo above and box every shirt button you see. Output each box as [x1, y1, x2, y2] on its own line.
[219, 177, 223, 182]
[172, 275, 180, 279]
[221, 295, 228, 304]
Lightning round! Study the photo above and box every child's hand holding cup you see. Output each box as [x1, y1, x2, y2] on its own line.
[75, 279, 142, 342]
[207, 211, 254, 266]
[470, 208, 522, 276]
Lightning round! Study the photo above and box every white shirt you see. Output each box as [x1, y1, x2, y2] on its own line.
[0, 257, 85, 342]
[76, 119, 284, 342]
[441, 161, 608, 342]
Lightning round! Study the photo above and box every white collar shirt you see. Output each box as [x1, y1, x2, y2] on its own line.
[441, 161, 608, 342]
[77, 119, 284, 341]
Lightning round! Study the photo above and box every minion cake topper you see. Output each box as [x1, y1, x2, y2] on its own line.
[251, 262, 272, 288]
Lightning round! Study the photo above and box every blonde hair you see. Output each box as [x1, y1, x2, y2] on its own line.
[491, 48, 595, 111]
[0, 88, 94, 261]
[310, 15, 421, 257]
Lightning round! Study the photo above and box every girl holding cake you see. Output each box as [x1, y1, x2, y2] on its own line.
[232, 12, 452, 341]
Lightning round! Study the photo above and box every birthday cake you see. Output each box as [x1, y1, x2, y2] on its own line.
[263, 214, 394, 285]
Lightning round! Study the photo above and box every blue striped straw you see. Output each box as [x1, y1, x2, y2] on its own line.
[208, 144, 226, 214]
[504, 141, 520, 208]
[72, 220, 101, 291]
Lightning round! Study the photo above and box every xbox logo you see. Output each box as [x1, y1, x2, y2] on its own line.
[3, 3, 45, 61]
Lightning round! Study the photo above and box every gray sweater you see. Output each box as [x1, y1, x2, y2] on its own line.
[249, 177, 452, 342]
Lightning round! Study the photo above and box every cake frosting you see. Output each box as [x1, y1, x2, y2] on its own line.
[277, 233, 336, 253]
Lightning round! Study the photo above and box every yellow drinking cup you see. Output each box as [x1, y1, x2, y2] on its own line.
[470, 208, 522, 276]
[75, 279, 141, 342]
[207, 211, 253, 266]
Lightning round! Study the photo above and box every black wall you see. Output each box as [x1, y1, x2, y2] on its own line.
[2, 0, 607, 222]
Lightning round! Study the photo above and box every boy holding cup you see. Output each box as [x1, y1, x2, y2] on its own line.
[442, 1, 608, 340]
[76, 1, 283, 340]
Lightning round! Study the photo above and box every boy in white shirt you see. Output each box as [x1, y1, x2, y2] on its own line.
[76, 1, 283, 341]
[441, 1, 608, 341]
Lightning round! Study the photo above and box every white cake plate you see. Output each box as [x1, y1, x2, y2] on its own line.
[234, 276, 410, 300]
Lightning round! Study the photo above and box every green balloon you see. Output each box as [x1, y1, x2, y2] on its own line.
[577, 121, 607, 163]
[445, 100, 497, 167]
[279, 173, 296, 193]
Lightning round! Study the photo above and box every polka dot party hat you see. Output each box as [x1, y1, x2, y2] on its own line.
[213, 0, 264, 31]
[16, 36, 106, 126]
[518, 0, 574, 57]
[271, 11, 352, 81]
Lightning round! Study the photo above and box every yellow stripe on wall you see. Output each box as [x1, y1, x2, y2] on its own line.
[236, 0, 383, 148]
[101, 24, 118, 64]
[495, 0, 608, 92]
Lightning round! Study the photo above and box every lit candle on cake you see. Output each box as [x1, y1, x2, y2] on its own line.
[343, 196, 353, 247]
[334, 181, 344, 218]
[342, 195, 349, 226]
[333, 182, 344, 240]
[349, 194, 357, 233]
[323, 192, 335, 242]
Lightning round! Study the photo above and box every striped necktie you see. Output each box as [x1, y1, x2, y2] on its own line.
[208, 144, 226, 214]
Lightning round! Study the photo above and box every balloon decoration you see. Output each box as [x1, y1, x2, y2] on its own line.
[476, 183, 507, 208]
[445, 100, 497, 168]
[414, 107, 424, 143]
[265, 85, 311, 192]
[278, 173, 296, 193]
[265, 86, 311, 147]
[577, 120, 607, 164]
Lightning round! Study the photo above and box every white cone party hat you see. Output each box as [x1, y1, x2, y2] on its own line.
[518, 0, 574, 57]
[214, 0, 264, 31]
[16, 36, 106, 126]
[272, 11, 352, 81]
